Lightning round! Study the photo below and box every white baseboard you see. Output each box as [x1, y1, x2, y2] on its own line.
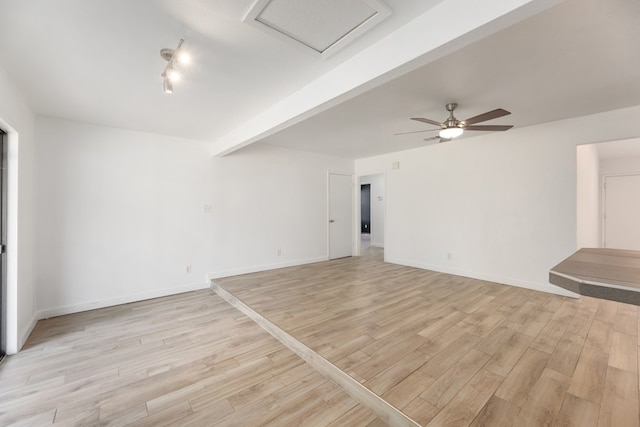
[37, 282, 210, 320]
[17, 312, 39, 353]
[384, 256, 579, 298]
[207, 256, 328, 280]
[371, 243, 384, 248]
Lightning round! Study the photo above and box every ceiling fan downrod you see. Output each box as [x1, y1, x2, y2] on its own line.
[444, 103, 459, 128]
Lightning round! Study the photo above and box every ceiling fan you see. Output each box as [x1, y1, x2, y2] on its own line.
[397, 103, 513, 142]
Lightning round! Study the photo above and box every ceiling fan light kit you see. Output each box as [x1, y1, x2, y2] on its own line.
[160, 39, 189, 94]
[439, 126, 463, 139]
[402, 102, 514, 143]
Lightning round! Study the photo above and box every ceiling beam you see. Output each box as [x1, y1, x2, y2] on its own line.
[210, 0, 563, 157]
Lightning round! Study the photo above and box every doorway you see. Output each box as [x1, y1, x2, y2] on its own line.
[361, 184, 371, 234]
[576, 138, 640, 250]
[358, 173, 385, 254]
[328, 173, 353, 259]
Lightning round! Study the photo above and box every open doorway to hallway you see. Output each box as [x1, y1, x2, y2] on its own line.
[576, 137, 640, 250]
[358, 173, 385, 255]
[360, 183, 371, 249]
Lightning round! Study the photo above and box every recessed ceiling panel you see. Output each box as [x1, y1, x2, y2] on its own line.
[244, 0, 391, 58]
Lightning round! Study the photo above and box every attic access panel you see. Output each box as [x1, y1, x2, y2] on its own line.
[244, 0, 391, 59]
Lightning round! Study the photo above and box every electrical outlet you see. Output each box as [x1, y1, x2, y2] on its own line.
[186, 265, 192, 273]
[203, 204, 213, 214]
[277, 248, 282, 256]
[447, 253, 452, 261]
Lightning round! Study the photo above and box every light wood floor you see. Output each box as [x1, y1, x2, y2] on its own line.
[2, 248, 639, 426]
[215, 247, 640, 427]
[0, 291, 382, 426]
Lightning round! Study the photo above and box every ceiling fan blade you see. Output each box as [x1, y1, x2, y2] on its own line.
[464, 125, 513, 131]
[395, 128, 438, 136]
[463, 108, 511, 125]
[424, 136, 452, 143]
[411, 117, 442, 126]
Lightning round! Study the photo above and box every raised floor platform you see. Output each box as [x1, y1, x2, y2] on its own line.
[549, 248, 640, 306]
[213, 247, 640, 426]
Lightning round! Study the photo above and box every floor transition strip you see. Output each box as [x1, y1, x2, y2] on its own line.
[211, 282, 419, 427]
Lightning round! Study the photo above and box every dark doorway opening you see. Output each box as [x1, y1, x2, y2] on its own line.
[361, 184, 371, 234]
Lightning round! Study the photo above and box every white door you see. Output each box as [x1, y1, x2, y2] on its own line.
[604, 174, 640, 250]
[329, 173, 353, 259]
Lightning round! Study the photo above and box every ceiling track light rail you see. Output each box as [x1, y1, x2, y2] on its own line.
[160, 38, 189, 94]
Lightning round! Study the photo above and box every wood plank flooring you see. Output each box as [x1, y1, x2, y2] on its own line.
[3, 247, 639, 426]
[0, 291, 381, 426]
[215, 247, 640, 426]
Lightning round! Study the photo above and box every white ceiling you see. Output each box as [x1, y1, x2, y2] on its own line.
[0, 0, 443, 142]
[247, 0, 390, 56]
[1, 0, 639, 160]
[260, 0, 640, 158]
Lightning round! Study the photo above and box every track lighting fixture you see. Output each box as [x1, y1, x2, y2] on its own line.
[160, 39, 189, 94]
[163, 79, 173, 94]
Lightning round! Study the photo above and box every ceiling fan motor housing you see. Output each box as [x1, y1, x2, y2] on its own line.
[444, 103, 461, 129]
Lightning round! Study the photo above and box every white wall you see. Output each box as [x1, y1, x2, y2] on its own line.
[355, 105, 640, 296]
[27, 105, 640, 340]
[208, 143, 352, 277]
[576, 144, 600, 248]
[360, 174, 385, 247]
[36, 118, 352, 317]
[26, 104, 640, 343]
[36, 118, 214, 316]
[0, 67, 38, 353]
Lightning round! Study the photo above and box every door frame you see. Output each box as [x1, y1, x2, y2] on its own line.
[0, 117, 20, 355]
[0, 130, 5, 359]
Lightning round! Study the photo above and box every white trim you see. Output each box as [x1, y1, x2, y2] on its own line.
[207, 256, 328, 280]
[18, 312, 38, 352]
[242, 0, 391, 59]
[37, 282, 209, 319]
[601, 174, 606, 247]
[0, 121, 21, 355]
[385, 256, 580, 299]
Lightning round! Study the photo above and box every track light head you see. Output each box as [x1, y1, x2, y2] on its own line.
[163, 78, 173, 94]
[166, 67, 180, 82]
[160, 48, 175, 62]
[177, 52, 190, 64]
